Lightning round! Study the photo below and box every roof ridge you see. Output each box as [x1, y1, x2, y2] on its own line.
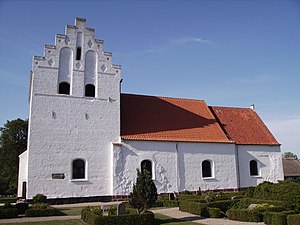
[210, 105, 251, 110]
[121, 93, 205, 102]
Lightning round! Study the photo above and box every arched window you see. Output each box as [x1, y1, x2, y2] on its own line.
[141, 160, 152, 178]
[250, 160, 259, 176]
[58, 82, 70, 95]
[72, 159, 85, 179]
[85, 84, 95, 97]
[202, 160, 212, 178]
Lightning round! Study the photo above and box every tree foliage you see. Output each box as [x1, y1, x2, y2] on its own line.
[283, 152, 299, 161]
[129, 169, 158, 214]
[0, 118, 28, 195]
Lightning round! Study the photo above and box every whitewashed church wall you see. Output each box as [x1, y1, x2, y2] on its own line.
[113, 140, 238, 195]
[237, 145, 284, 188]
[25, 18, 121, 199]
[17, 150, 28, 197]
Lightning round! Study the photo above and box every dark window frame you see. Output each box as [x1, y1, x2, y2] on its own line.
[58, 82, 70, 95]
[72, 159, 86, 180]
[202, 160, 213, 178]
[85, 84, 95, 97]
[250, 160, 259, 176]
[76, 47, 82, 60]
[141, 159, 152, 178]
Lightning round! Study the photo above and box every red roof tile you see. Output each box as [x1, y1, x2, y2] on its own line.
[210, 106, 280, 145]
[121, 94, 231, 143]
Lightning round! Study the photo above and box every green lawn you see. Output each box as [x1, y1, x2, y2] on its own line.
[154, 213, 202, 225]
[58, 207, 85, 216]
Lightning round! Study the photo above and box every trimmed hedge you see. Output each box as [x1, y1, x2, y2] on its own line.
[153, 200, 179, 208]
[81, 208, 154, 225]
[207, 207, 221, 218]
[264, 211, 297, 225]
[81, 208, 99, 225]
[179, 201, 208, 216]
[227, 209, 263, 222]
[95, 212, 154, 225]
[179, 200, 236, 217]
[162, 200, 179, 207]
[25, 208, 64, 217]
[207, 199, 238, 213]
[253, 181, 300, 204]
[287, 214, 300, 225]
[0, 208, 19, 219]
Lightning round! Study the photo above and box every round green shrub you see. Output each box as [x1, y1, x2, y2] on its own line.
[32, 194, 47, 203]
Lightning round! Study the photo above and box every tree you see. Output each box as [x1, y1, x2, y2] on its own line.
[0, 118, 28, 195]
[283, 152, 299, 161]
[129, 168, 158, 214]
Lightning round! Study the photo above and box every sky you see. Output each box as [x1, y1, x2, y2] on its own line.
[0, 0, 299, 156]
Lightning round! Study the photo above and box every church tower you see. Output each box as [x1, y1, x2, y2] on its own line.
[18, 18, 121, 199]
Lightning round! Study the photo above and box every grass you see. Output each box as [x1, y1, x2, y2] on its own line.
[57, 207, 84, 216]
[154, 213, 204, 225]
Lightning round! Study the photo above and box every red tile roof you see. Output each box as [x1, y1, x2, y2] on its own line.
[121, 94, 231, 143]
[210, 106, 280, 145]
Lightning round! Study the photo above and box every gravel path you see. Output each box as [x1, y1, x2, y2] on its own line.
[151, 207, 265, 225]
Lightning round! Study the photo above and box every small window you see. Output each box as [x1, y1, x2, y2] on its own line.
[250, 160, 259, 176]
[76, 47, 82, 60]
[85, 84, 95, 97]
[58, 82, 70, 95]
[202, 160, 212, 178]
[141, 160, 152, 178]
[72, 159, 85, 179]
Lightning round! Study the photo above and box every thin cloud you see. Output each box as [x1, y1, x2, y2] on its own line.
[171, 37, 214, 45]
[119, 36, 214, 56]
[228, 74, 273, 84]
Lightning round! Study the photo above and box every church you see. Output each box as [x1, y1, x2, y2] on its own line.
[18, 18, 284, 201]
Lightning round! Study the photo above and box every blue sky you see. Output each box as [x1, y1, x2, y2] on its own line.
[0, 0, 299, 156]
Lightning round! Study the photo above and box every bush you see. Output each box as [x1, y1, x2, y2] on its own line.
[245, 187, 255, 197]
[16, 202, 29, 214]
[264, 211, 297, 225]
[207, 200, 238, 213]
[129, 169, 157, 214]
[31, 203, 50, 209]
[32, 194, 47, 203]
[287, 214, 300, 225]
[178, 194, 203, 202]
[207, 207, 221, 218]
[25, 207, 64, 217]
[179, 200, 237, 217]
[81, 207, 100, 224]
[253, 181, 300, 204]
[227, 208, 263, 222]
[0, 207, 19, 219]
[179, 201, 208, 217]
[163, 200, 179, 207]
[81, 208, 154, 225]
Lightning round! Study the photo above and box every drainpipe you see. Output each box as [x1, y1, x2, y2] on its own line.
[235, 145, 241, 190]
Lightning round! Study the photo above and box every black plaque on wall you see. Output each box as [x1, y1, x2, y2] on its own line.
[52, 173, 65, 179]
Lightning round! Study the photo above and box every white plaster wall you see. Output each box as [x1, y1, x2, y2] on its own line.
[237, 145, 284, 188]
[113, 140, 238, 195]
[25, 18, 121, 199]
[17, 150, 28, 197]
